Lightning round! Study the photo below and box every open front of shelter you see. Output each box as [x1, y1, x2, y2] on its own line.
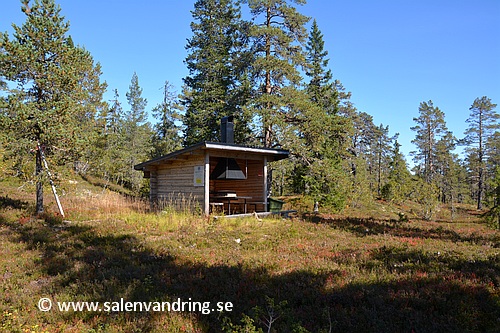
[134, 118, 289, 216]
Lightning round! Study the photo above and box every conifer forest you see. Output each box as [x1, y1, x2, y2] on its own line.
[1, 0, 498, 222]
[0, 1, 499, 332]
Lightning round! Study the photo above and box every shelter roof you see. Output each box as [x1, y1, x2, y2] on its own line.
[134, 142, 289, 171]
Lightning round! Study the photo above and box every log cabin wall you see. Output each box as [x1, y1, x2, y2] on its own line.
[152, 154, 205, 211]
[149, 170, 158, 203]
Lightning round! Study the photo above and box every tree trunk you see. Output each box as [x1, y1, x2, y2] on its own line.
[35, 148, 44, 214]
[262, 5, 274, 148]
[478, 116, 484, 210]
[477, 166, 483, 210]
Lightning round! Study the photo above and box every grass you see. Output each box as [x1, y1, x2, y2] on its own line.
[0, 176, 499, 332]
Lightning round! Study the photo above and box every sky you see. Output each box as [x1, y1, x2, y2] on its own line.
[1, 0, 499, 162]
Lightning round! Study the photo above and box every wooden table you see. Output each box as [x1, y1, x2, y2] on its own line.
[211, 196, 252, 214]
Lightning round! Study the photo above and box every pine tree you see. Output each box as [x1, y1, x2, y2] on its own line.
[486, 132, 500, 169]
[245, 0, 310, 148]
[410, 100, 448, 183]
[463, 96, 498, 209]
[411, 177, 440, 221]
[0, 0, 106, 213]
[350, 112, 376, 157]
[182, 0, 252, 146]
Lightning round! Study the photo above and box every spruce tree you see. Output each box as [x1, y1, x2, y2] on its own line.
[382, 139, 412, 204]
[182, 0, 252, 146]
[434, 131, 459, 205]
[94, 89, 127, 183]
[305, 19, 339, 114]
[347, 112, 379, 205]
[371, 124, 393, 196]
[485, 132, 500, 228]
[107, 89, 124, 134]
[0, 0, 106, 213]
[463, 96, 498, 209]
[123, 72, 152, 192]
[287, 18, 352, 208]
[304, 19, 352, 155]
[151, 81, 181, 158]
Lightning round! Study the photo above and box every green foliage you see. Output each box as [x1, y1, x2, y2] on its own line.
[222, 314, 263, 333]
[252, 296, 289, 332]
[381, 139, 412, 204]
[182, 0, 253, 146]
[483, 203, 500, 230]
[224, 296, 311, 333]
[277, 17, 352, 209]
[91, 74, 153, 194]
[407, 100, 475, 217]
[151, 81, 182, 158]
[122, 72, 153, 192]
[302, 158, 348, 211]
[463, 96, 499, 210]
[92, 89, 127, 182]
[305, 19, 339, 115]
[348, 111, 397, 201]
[434, 131, 460, 204]
[370, 124, 394, 196]
[483, 166, 500, 229]
[409, 177, 440, 220]
[411, 100, 448, 183]
[0, 0, 106, 212]
[464, 96, 499, 148]
[348, 156, 374, 208]
[246, 0, 310, 148]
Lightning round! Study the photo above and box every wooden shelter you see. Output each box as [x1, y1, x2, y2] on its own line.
[134, 118, 289, 216]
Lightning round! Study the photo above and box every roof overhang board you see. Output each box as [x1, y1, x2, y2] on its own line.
[203, 143, 288, 162]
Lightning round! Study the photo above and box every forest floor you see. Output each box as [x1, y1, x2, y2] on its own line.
[1, 176, 499, 332]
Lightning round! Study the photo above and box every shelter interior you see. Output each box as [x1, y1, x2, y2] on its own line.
[208, 156, 266, 214]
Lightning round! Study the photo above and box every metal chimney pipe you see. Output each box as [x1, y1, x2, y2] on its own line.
[211, 116, 247, 180]
[221, 116, 234, 144]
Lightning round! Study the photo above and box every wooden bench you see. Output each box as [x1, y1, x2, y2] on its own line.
[246, 201, 267, 212]
[209, 202, 224, 213]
